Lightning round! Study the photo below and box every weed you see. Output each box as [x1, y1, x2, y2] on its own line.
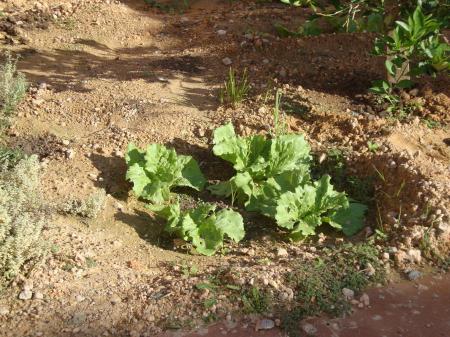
[282, 242, 385, 336]
[0, 53, 28, 132]
[272, 89, 288, 136]
[219, 68, 249, 106]
[367, 141, 379, 153]
[242, 286, 272, 314]
[144, 0, 190, 14]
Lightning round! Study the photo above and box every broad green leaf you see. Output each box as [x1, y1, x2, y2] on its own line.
[152, 201, 245, 256]
[125, 143, 205, 204]
[328, 203, 368, 236]
[215, 209, 245, 242]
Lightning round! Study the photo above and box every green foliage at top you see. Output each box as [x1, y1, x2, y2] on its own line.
[0, 53, 28, 132]
[126, 143, 206, 204]
[371, 5, 449, 115]
[151, 202, 245, 256]
[209, 123, 367, 240]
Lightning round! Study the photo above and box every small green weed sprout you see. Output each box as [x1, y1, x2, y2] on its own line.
[219, 68, 249, 105]
[0, 53, 28, 130]
[61, 190, 106, 219]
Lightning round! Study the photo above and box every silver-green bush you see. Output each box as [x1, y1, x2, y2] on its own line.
[0, 53, 28, 129]
[0, 155, 46, 282]
[61, 190, 106, 219]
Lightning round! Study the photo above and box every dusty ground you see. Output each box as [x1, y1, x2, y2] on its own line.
[0, 0, 449, 336]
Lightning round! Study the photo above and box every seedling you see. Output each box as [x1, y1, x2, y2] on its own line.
[367, 141, 380, 153]
[219, 68, 249, 106]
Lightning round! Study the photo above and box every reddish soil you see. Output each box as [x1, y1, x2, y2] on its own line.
[171, 273, 450, 337]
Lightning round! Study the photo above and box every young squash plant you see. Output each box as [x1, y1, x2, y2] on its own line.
[150, 202, 245, 256]
[209, 123, 367, 240]
[125, 143, 206, 204]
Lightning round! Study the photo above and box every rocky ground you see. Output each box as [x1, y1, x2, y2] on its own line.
[0, 0, 449, 336]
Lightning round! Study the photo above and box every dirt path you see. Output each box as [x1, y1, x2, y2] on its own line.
[168, 273, 450, 337]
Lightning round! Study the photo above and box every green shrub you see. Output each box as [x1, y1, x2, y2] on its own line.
[0, 155, 46, 283]
[0, 53, 28, 130]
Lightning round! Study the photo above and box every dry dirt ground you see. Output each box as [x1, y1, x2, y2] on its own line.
[0, 0, 449, 336]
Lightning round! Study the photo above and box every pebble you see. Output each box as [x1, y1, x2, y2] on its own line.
[276, 247, 288, 257]
[407, 249, 422, 263]
[222, 57, 232, 66]
[360, 293, 370, 306]
[18, 289, 33, 300]
[110, 294, 122, 305]
[255, 319, 275, 331]
[75, 295, 85, 302]
[34, 291, 44, 300]
[217, 29, 227, 36]
[0, 305, 9, 315]
[301, 323, 317, 336]
[342, 288, 354, 300]
[407, 270, 421, 281]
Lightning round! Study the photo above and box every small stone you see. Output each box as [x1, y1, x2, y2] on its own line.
[407, 270, 421, 281]
[382, 252, 390, 261]
[19, 289, 33, 300]
[366, 263, 376, 276]
[360, 293, 370, 306]
[33, 291, 44, 300]
[62, 139, 70, 146]
[65, 149, 76, 159]
[222, 57, 232, 66]
[110, 294, 122, 304]
[217, 29, 227, 36]
[301, 323, 317, 336]
[342, 288, 354, 300]
[407, 249, 422, 263]
[0, 305, 9, 315]
[255, 319, 275, 331]
[276, 247, 288, 257]
[75, 295, 85, 302]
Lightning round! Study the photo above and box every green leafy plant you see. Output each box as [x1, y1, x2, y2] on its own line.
[219, 68, 250, 106]
[151, 202, 245, 256]
[0, 53, 28, 132]
[125, 143, 206, 204]
[371, 5, 449, 115]
[367, 141, 380, 152]
[209, 123, 367, 240]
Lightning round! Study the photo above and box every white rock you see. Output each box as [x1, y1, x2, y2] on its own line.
[301, 323, 317, 336]
[276, 247, 288, 257]
[407, 249, 422, 263]
[222, 57, 232, 66]
[19, 289, 33, 300]
[110, 294, 121, 304]
[255, 319, 275, 331]
[360, 293, 370, 306]
[217, 29, 227, 36]
[34, 291, 44, 300]
[0, 305, 9, 315]
[342, 288, 354, 300]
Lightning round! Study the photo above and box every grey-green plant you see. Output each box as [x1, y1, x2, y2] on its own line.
[0, 155, 46, 283]
[0, 53, 28, 130]
[61, 189, 106, 219]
